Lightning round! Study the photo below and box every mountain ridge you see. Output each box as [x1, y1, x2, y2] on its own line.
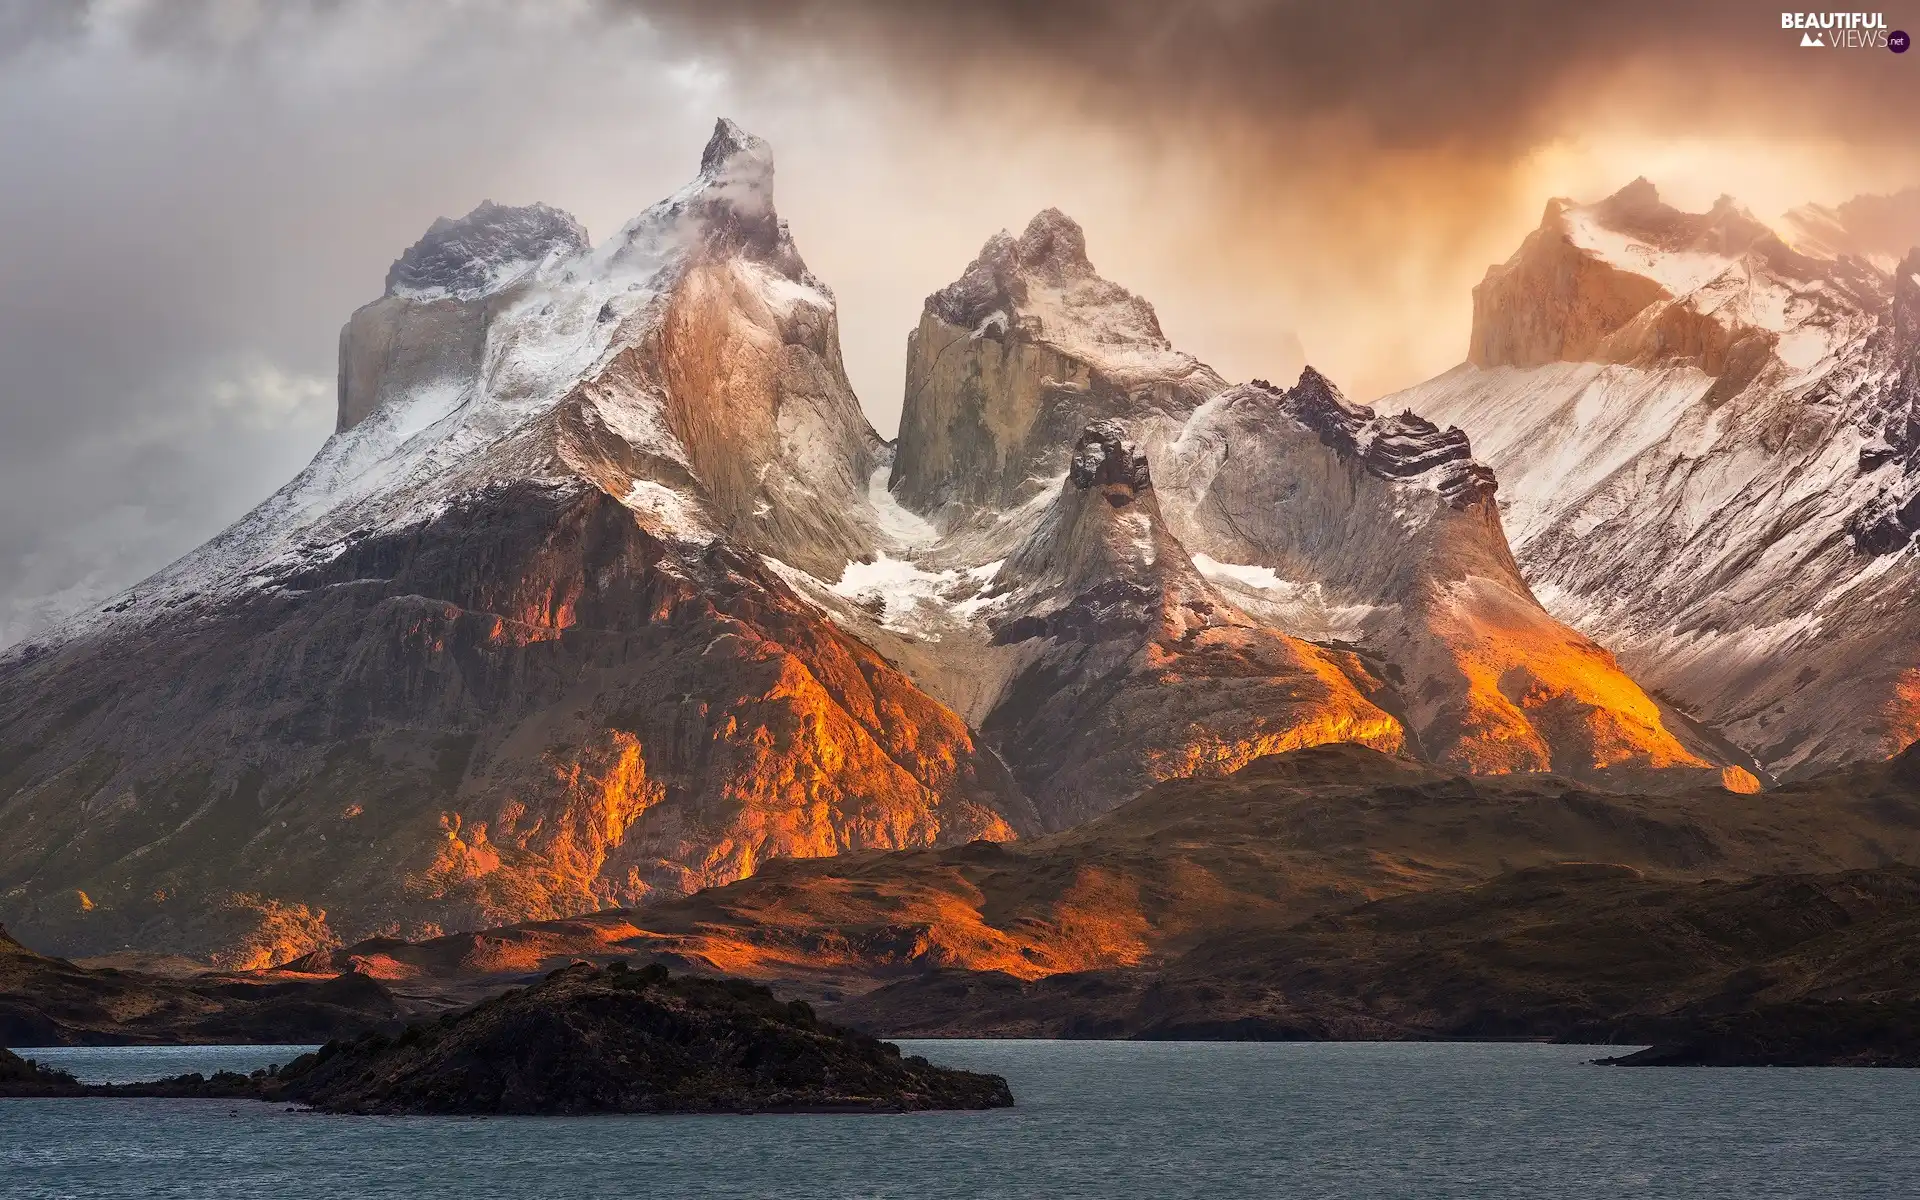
[1393, 177, 1920, 778]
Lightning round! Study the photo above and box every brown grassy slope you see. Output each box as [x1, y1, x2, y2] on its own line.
[832, 863, 1920, 1042]
[0, 922, 405, 1045]
[291, 742, 1920, 999]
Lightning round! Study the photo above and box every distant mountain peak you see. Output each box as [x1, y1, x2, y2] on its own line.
[927, 207, 1171, 357]
[1013, 207, 1094, 277]
[384, 200, 588, 300]
[1597, 175, 1662, 217]
[700, 116, 768, 177]
[1472, 178, 1883, 372]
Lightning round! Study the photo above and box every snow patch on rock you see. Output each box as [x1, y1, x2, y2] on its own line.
[867, 463, 939, 550]
[827, 553, 1005, 639]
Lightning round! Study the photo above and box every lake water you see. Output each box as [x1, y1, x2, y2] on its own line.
[5, 1040, 1919, 1198]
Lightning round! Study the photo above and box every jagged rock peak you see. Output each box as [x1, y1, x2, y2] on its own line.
[384, 201, 589, 299]
[1013, 208, 1094, 276]
[665, 117, 795, 268]
[1243, 369, 1495, 508]
[926, 208, 1169, 351]
[1595, 176, 1662, 221]
[1069, 421, 1151, 491]
[1581, 178, 1774, 258]
[1249, 367, 1371, 457]
[701, 117, 770, 180]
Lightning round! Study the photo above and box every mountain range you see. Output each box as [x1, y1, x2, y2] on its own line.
[1, 122, 1914, 971]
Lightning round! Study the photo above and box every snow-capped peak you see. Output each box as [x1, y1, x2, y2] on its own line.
[925, 208, 1204, 388]
[29, 118, 878, 651]
[385, 201, 589, 302]
[1561, 180, 1775, 299]
[600, 116, 795, 273]
[700, 117, 773, 193]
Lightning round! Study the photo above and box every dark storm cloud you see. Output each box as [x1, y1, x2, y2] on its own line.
[630, 0, 1918, 149]
[622, 1, 1920, 397]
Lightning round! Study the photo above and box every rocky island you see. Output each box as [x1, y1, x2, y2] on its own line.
[1, 962, 1013, 1114]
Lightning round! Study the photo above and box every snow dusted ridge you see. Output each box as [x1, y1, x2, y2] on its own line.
[1781, 187, 1920, 273]
[926, 208, 1215, 391]
[890, 210, 1227, 522]
[17, 118, 878, 657]
[384, 201, 589, 301]
[1396, 177, 1920, 777]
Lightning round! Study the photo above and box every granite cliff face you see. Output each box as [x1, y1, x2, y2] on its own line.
[0, 121, 1029, 963]
[891, 209, 1225, 525]
[1393, 180, 1920, 777]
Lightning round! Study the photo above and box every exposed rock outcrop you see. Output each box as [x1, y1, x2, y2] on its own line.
[0, 1047, 82, 1095]
[980, 422, 1403, 828]
[891, 210, 1225, 524]
[1274, 368, 1496, 508]
[269, 963, 1013, 1114]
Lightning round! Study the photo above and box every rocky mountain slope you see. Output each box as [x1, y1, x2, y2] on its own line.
[281, 742, 1920, 1007]
[0, 121, 1031, 963]
[817, 209, 1743, 822]
[836, 863, 1920, 1046]
[1391, 180, 1920, 778]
